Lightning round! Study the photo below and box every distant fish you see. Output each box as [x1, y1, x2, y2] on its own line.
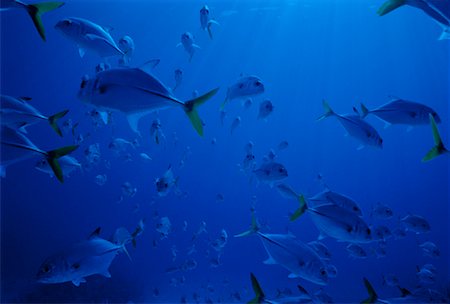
[422, 114, 448, 162]
[150, 119, 165, 145]
[0, 0, 64, 41]
[55, 17, 124, 58]
[400, 214, 430, 234]
[36, 225, 138, 286]
[200, 5, 219, 39]
[177, 32, 200, 62]
[258, 99, 274, 120]
[78, 67, 219, 136]
[307, 241, 332, 261]
[419, 241, 440, 258]
[156, 216, 172, 239]
[0, 95, 68, 136]
[108, 137, 136, 152]
[230, 116, 241, 135]
[372, 225, 392, 241]
[360, 98, 441, 127]
[318, 100, 383, 149]
[371, 202, 393, 220]
[118, 35, 134, 66]
[222, 75, 265, 109]
[253, 161, 288, 185]
[35, 155, 81, 178]
[0, 126, 78, 182]
[377, 0, 450, 40]
[277, 140, 289, 150]
[173, 68, 183, 91]
[155, 165, 178, 197]
[346, 244, 369, 259]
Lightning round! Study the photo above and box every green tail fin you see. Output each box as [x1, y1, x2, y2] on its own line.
[422, 114, 448, 162]
[184, 87, 219, 136]
[361, 277, 378, 304]
[290, 195, 308, 221]
[248, 273, 265, 304]
[26, 2, 65, 41]
[46, 145, 78, 183]
[235, 213, 259, 237]
[377, 0, 406, 16]
[48, 109, 69, 137]
[317, 100, 335, 121]
[360, 103, 369, 118]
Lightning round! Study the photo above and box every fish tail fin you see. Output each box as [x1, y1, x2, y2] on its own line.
[361, 277, 378, 304]
[377, 0, 407, 16]
[48, 109, 69, 136]
[360, 103, 369, 118]
[113, 227, 133, 261]
[290, 194, 308, 221]
[248, 273, 265, 304]
[45, 145, 79, 183]
[26, 1, 65, 41]
[184, 87, 219, 136]
[234, 212, 260, 237]
[317, 100, 335, 121]
[422, 114, 448, 162]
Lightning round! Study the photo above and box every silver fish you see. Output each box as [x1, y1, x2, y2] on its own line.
[200, 5, 219, 39]
[78, 67, 218, 136]
[222, 75, 265, 109]
[401, 214, 430, 234]
[118, 35, 134, 66]
[155, 165, 178, 197]
[258, 99, 274, 120]
[253, 161, 288, 184]
[177, 32, 200, 62]
[308, 189, 363, 216]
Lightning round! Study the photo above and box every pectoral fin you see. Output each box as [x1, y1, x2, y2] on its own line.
[72, 277, 86, 287]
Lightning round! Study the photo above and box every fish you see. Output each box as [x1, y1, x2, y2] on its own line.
[360, 98, 441, 127]
[307, 241, 332, 261]
[372, 225, 392, 241]
[35, 155, 81, 178]
[382, 274, 400, 287]
[0, 95, 68, 136]
[419, 241, 440, 258]
[150, 119, 165, 145]
[230, 116, 241, 135]
[244, 98, 253, 110]
[253, 162, 288, 185]
[55, 17, 124, 58]
[308, 189, 363, 216]
[155, 165, 178, 197]
[177, 32, 200, 62]
[258, 99, 274, 120]
[422, 114, 449, 162]
[156, 216, 172, 239]
[36, 225, 137, 286]
[222, 75, 265, 109]
[400, 214, 430, 234]
[318, 100, 383, 149]
[108, 138, 136, 152]
[173, 68, 183, 91]
[0, 0, 64, 41]
[377, 0, 450, 40]
[121, 182, 137, 198]
[277, 140, 289, 150]
[0, 126, 78, 182]
[346, 243, 369, 259]
[236, 215, 329, 285]
[118, 35, 134, 66]
[95, 174, 107, 186]
[291, 197, 372, 243]
[78, 67, 219, 136]
[362, 277, 423, 304]
[200, 5, 219, 39]
[371, 203, 393, 220]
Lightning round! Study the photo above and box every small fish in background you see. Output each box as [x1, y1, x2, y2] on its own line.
[422, 114, 449, 162]
[61, 119, 73, 135]
[0, 126, 78, 182]
[371, 225, 392, 241]
[222, 75, 265, 109]
[262, 149, 276, 163]
[371, 202, 393, 220]
[209, 254, 221, 268]
[177, 32, 200, 62]
[86, 108, 110, 128]
[253, 161, 288, 185]
[200, 5, 219, 39]
[400, 214, 430, 234]
[346, 244, 369, 259]
[307, 241, 332, 261]
[210, 137, 217, 145]
[241, 153, 256, 171]
[191, 221, 207, 242]
[35, 155, 82, 178]
[392, 226, 407, 239]
[108, 137, 136, 154]
[84, 143, 101, 167]
[257, 99, 274, 120]
[318, 100, 383, 149]
[416, 264, 436, 285]
[419, 241, 440, 258]
[219, 109, 227, 126]
[211, 229, 228, 252]
[36, 224, 139, 286]
[230, 116, 241, 135]
[181, 258, 198, 272]
[216, 193, 224, 203]
[277, 140, 289, 150]
[156, 216, 172, 239]
[155, 165, 178, 197]
[382, 273, 399, 287]
[377, 0, 450, 40]
[0, 95, 68, 136]
[374, 244, 387, 259]
[173, 68, 183, 91]
[326, 264, 338, 278]
[150, 119, 166, 145]
[95, 62, 111, 73]
[359, 98, 441, 128]
[0, 0, 64, 41]
[243, 98, 252, 110]
[171, 245, 178, 262]
[139, 153, 152, 162]
[118, 35, 135, 66]
[55, 17, 124, 58]
[95, 174, 107, 186]
[121, 182, 137, 198]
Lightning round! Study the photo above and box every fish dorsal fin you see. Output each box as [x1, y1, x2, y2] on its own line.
[88, 227, 101, 239]
[263, 256, 277, 265]
[102, 25, 114, 32]
[78, 47, 86, 58]
[138, 59, 161, 74]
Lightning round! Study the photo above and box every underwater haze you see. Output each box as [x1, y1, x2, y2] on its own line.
[1, 0, 449, 303]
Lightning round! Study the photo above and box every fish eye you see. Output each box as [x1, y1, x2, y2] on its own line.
[367, 228, 371, 235]
[41, 264, 52, 273]
[255, 81, 261, 87]
[353, 206, 359, 211]
[320, 269, 327, 276]
[62, 20, 72, 27]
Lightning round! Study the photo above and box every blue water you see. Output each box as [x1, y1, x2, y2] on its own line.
[1, 0, 449, 303]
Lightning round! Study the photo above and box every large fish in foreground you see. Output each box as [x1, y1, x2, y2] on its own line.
[0, 126, 78, 182]
[0, 0, 64, 41]
[318, 100, 383, 149]
[377, 0, 450, 40]
[235, 215, 330, 285]
[78, 67, 219, 136]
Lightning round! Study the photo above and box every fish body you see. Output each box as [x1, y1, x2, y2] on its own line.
[155, 166, 177, 196]
[173, 69, 183, 90]
[230, 116, 241, 134]
[222, 75, 265, 109]
[78, 67, 218, 135]
[178, 32, 200, 61]
[118, 35, 134, 66]
[200, 5, 219, 39]
[55, 17, 123, 58]
[309, 189, 362, 216]
[401, 214, 430, 233]
[253, 161, 288, 184]
[258, 99, 274, 119]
